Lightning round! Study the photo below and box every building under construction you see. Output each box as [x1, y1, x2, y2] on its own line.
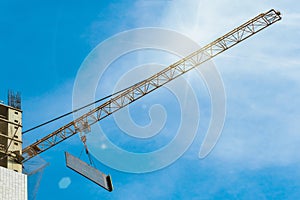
[0, 92, 27, 200]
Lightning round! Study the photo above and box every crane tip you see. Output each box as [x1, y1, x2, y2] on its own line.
[275, 10, 281, 16]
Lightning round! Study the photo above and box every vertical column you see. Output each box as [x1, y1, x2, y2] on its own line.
[0, 104, 8, 169]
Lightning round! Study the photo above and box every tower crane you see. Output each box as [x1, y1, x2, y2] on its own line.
[22, 9, 281, 163]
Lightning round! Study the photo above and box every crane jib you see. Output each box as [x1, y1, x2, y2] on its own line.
[22, 9, 282, 163]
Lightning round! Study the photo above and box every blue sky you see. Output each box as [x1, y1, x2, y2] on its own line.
[1, 0, 300, 199]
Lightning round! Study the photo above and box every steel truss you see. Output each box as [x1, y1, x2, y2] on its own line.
[22, 9, 281, 162]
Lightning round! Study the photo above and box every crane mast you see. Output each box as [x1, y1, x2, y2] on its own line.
[22, 9, 281, 162]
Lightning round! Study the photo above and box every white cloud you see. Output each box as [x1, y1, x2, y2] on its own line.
[159, 0, 269, 43]
[209, 61, 300, 169]
[149, 0, 300, 170]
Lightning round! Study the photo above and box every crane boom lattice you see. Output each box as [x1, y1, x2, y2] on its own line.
[22, 9, 281, 162]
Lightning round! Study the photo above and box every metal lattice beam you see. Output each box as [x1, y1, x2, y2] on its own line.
[22, 9, 281, 162]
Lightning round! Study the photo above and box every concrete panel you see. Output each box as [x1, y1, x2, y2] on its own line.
[0, 166, 27, 200]
[65, 152, 113, 192]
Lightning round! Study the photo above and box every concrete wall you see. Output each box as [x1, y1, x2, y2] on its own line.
[0, 166, 27, 200]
